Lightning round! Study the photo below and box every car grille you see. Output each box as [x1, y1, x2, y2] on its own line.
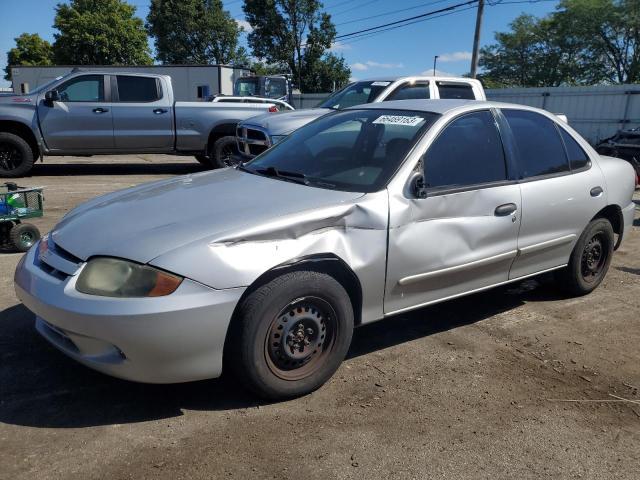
[36, 237, 83, 280]
[236, 125, 271, 157]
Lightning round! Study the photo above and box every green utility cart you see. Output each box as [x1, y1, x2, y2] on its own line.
[0, 183, 43, 252]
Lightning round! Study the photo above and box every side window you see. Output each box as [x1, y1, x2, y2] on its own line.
[559, 127, 590, 170]
[502, 110, 569, 178]
[424, 110, 507, 190]
[266, 78, 287, 98]
[116, 76, 161, 102]
[437, 82, 475, 100]
[385, 82, 430, 101]
[58, 75, 104, 102]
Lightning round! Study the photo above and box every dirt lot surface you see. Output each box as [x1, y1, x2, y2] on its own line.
[1, 155, 639, 480]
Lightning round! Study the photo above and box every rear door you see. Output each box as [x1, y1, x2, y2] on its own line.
[37, 74, 114, 151]
[500, 109, 607, 278]
[111, 75, 173, 150]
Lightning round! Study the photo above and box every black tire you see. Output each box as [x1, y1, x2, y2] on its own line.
[211, 136, 241, 169]
[227, 271, 354, 400]
[10, 223, 40, 253]
[0, 132, 35, 178]
[557, 218, 614, 296]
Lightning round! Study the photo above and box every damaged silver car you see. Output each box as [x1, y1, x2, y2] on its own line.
[14, 100, 637, 399]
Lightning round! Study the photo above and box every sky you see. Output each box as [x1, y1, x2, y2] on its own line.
[0, 0, 560, 88]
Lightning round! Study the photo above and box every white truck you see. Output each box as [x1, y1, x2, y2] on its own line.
[236, 76, 485, 160]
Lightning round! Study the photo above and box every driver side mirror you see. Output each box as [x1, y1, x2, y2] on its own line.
[44, 90, 59, 106]
[411, 173, 428, 199]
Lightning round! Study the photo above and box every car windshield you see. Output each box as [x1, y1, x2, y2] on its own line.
[235, 78, 259, 96]
[243, 108, 439, 193]
[316, 81, 391, 110]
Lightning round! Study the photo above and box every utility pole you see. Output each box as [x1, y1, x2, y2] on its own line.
[470, 0, 484, 78]
[433, 55, 439, 76]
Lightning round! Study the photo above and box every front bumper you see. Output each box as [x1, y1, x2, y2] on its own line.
[14, 245, 245, 383]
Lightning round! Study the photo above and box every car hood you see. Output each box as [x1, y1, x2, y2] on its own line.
[241, 108, 331, 135]
[51, 168, 364, 265]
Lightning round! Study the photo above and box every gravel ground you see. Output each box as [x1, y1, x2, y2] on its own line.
[1, 155, 639, 480]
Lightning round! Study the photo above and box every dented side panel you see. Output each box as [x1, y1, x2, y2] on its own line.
[151, 191, 390, 324]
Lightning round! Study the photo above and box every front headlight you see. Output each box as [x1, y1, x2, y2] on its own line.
[76, 257, 183, 298]
[270, 135, 287, 145]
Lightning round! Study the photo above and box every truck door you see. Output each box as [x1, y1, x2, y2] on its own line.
[37, 74, 114, 151]
[111, 75, 173, 151]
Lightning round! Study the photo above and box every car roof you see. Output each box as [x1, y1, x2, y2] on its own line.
[357, 75, 479, 83]
[348, 99, 532, 115]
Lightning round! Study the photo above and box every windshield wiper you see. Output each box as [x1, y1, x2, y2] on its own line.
[255, 166, 309, 185]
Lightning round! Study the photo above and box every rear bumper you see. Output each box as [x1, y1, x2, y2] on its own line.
[14, 245, 245, 383]
[621, 201, 636, 245]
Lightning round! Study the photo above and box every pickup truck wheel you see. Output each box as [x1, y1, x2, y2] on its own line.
[0, 133, 34, 178]
[10, 223, 40, 252]
[228, 271, 354, 400]
[557, 218, 614, 296]
[212, 136, 241, 169]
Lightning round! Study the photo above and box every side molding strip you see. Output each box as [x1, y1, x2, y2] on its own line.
[398, 250, 518, 286]
[518, 234, 576, 255]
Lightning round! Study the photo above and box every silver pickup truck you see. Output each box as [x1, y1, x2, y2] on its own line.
[0, 71, 275, 177]
[236, 76, 486, 160]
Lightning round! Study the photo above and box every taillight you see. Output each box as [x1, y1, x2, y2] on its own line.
[268, 105, 278, 113]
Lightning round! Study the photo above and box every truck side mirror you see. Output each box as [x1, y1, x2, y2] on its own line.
[44, 90, 59, 106]
[411, 173, 428, 199]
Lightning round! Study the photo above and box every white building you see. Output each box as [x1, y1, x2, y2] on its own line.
[9, 64, 251, 101]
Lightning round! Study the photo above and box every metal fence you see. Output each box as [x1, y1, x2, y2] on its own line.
[294, 84, 640, 145]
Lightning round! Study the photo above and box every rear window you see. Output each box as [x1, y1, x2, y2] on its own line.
[437, 82, 475, 99]
[116, 76, 161, 102]
[502, 109, 570, 178]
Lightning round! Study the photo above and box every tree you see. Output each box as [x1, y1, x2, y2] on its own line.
[53, 0, 152, 65]
[554, 0, 640, 84]
[243, 0, 350, 92]
[147, 0, 248, 65]
[4, 33, 54, 81]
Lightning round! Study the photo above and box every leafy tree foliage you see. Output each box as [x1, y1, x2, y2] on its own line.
[53, 0, 152, 65]
[480, 0, 639, 86]
[147, 0, 248, 65]
[243, 0, 350, 93]
[4, 33, 54, 81]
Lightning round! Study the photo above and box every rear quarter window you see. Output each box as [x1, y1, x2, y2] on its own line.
[558, 127, 591, 170]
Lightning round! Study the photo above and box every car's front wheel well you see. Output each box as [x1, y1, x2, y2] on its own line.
[592, 204, 623, 249]
[0, 120, 40, 161]
[207, 124, 237, 152]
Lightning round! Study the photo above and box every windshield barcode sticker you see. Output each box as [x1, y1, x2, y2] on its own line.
[373, 115, 424, 127]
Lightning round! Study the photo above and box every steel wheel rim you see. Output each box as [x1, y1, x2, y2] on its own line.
[580, 233, 607, 283]
[264, 296, 338, 381]
[0, 142, 23, 171]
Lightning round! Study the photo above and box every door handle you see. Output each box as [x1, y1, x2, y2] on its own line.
[153, 108, 168, 114]
[590, 186, 604, 197]
[495, 203, 518, 216]
[92, 107, 109, 114]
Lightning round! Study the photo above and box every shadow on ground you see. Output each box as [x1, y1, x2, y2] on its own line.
[27, 161, 206, 177]
[0, 278, 565, 429]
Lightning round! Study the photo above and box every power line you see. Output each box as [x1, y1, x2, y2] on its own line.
[331, 0, 380, 16]
[334, 0, 478, 40]
[335, 0, 455, 26]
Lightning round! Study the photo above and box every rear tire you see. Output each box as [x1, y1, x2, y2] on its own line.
[0, 132, 35, 178]
[557, 218, 614, 296]
[10, 223, 40, 252]
[211, 136, 241, 169]
[227, 271, 354, 400]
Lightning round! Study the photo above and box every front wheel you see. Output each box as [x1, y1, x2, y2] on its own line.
[227, 271, 354, 400]
[211, 136, 241, 169]
[557, 218, 614, 296]
[0, 132, 35, 178]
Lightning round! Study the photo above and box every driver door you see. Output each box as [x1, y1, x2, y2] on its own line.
[37, 74, 114, 151]
[385, 110, 521, 314]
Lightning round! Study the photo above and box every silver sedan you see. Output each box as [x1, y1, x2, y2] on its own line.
[14, 100, 637, 399]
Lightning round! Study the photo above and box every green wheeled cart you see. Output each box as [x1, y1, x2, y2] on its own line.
[0, 182, 43, 252]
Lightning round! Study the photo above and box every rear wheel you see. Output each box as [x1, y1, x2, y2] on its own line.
[10, 223, 40, 252]
[557, 218, 614, 296]
[0, 132, 34, 178]
[211, 136, 241, 169]
[227, 271, 354, 400]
